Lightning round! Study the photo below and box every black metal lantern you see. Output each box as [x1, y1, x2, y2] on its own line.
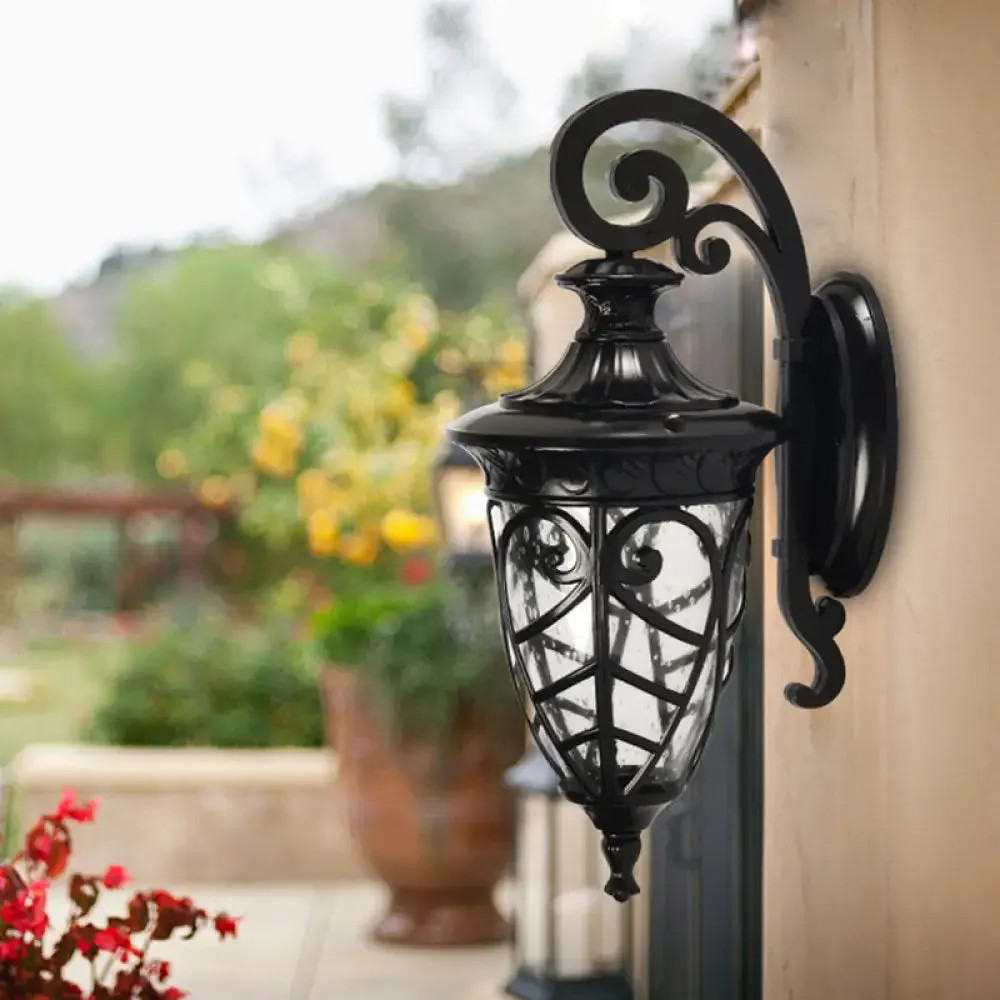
[506, 744, 633, 1000]
[448, 89, 898, 902]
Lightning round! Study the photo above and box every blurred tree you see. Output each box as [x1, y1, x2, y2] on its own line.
[559, 52, 628, 119]
[96, 244, 168, 280]
[98, 245, 310, 482]
[373, 9, 730, 311]
[382, 0, 518, 183]
[97, 243, 419, 483]
[0, 294, 98, 482]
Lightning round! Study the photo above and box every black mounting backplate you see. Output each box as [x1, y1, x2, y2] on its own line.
[803, 272, 898, 598]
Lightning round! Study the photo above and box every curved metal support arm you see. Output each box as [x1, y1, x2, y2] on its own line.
[550, 89, 848, 708]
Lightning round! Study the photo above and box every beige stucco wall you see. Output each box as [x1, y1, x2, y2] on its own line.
[8, 746, 367, 885]
[758, 3, 1000, 998]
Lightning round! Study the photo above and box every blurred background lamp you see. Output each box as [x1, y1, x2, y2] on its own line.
[505, 743, 633, 1000]
[434, 439, 493, 570]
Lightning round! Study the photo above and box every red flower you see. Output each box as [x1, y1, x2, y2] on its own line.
[54, 788, 99, 824]
[2, 881, 49, 938]
[0, 792, 238, 997]
[0, 939, 26, 962]
[93, 924, 139, 958]
[153, 889, 184, 910]
[102, 864, 131, 890]
[148, 958, 171, 982]
[213, 913, 241, 939]
[75, 933, 99, 960]
[25, 829, 52, 865]
[399, 555, 433, 586]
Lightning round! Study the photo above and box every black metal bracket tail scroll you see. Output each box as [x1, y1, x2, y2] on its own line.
[550, 89, 898, 709]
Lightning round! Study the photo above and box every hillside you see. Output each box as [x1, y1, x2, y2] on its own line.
[50, 131, 714, 356]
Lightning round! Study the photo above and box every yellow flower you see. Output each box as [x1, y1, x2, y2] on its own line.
[198, 475, 231, 508]
[384, 379, 417, 419]
[435, 348, 466, 375]
[307, 509, 340, 558]
[378, 341, 411, 374]
[252, 437, 296, 478]
[338, 530, 380, 567]
[400, 320, 430, 353]
[211, 386, 249, 415]
[381, 509, 438, 552]
[156, 449, 187, 480]
[297, 468, 340, 516]
[285, 332, 319, 367]
[499, 338, 527, 367]
[485, 362, 526, 396]
[258, 404, 304, 451]
[347, 392, 381, 428]
[400, 293, 439, 332]
[297, 468, 329, 500]
[182, 360, 215, 389]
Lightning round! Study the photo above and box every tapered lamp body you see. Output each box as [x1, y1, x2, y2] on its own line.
[449, 257, 784, 900]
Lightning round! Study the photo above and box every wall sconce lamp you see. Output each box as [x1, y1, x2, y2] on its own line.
[447, 90, 898, 902]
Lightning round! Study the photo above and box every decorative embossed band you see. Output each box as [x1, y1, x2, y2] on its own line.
[475, 445, 773, 506]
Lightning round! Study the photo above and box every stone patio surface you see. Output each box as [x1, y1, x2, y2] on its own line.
[47, 880, 511, 1000]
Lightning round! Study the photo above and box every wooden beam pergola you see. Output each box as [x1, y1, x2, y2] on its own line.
[0, 488, 231, 518]
[0, 487, 235, 615]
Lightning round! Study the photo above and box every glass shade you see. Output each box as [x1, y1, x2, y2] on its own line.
[437, 464, 491, 557]
[490, 498, 751, 805]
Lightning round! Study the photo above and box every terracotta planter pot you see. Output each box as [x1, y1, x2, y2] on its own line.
[322, 667, 522, 947]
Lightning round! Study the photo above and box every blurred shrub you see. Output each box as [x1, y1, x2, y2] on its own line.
[315, 579, 516, 744]
[18, 520, 119, 614]
[86, 611, 322, 748]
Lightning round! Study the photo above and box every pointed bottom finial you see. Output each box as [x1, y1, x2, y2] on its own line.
[601, 832, 642, 902]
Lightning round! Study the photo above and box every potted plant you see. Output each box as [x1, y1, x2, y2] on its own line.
[153, 275, 530, 946]
[315, 579, 523, 948]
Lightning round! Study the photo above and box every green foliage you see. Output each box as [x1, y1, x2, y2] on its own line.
[99, 243, 399, 483]
[87, 612, 323, 749]
[315, 580, 514, 743]
[18, 520, 120, 614]
[312, 581, 426, 667]
[99, 244, 298, 482]
[0, 296, 98, 482]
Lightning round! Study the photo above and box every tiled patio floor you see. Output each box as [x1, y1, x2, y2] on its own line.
[47, 881, 511, 1000]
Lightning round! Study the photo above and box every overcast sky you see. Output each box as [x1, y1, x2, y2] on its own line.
[0, 0, 731, 292]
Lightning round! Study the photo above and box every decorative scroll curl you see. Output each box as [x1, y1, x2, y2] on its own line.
[549, 89, 811, 333]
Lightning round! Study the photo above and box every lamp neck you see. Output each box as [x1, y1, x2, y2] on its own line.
[556, 255, 683, 344]
[502, 254, 734, 414]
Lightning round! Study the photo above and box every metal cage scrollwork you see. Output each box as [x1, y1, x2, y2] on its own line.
[492, 498, 752, 900]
